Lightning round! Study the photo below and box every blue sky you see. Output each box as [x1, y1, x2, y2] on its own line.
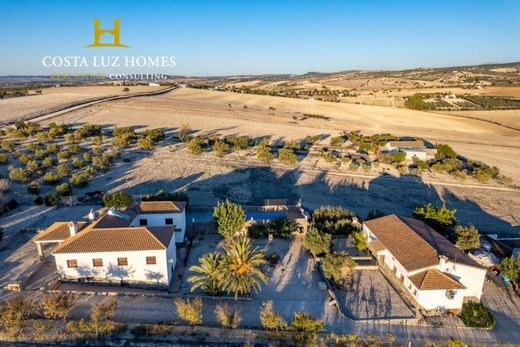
[1, 0, 519, 76]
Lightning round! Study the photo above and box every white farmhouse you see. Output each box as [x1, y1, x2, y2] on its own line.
[383, 140, 436, 161]
[363, 214, 486, 313]
[33, 201, 187, 287]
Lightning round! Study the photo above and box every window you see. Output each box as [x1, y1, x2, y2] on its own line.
[165, 218, 173, 225]
[67, 259, 78, 268]
[92, 258, 103, 267]
[117, 257, 128, 266]
[139, 219, 148, 226]
[146, 256, 157, 265]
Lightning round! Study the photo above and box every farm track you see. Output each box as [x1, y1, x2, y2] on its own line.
[3, 86, 177, 126]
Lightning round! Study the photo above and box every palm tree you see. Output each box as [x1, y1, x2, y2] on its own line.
[188, 252, 222, 296]
[218, 236, 267, 300]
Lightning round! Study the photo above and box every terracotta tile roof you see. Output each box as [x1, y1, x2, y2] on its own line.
[364, 215, 482, 272]
[129, 201, 187, 214]
[399, 216, 482, 269]
[52, 226, 175, 254]
[409, 268, 466, 290]
[369, 239, 387, 253]
[387, 140, 425, 149]
[34, 222, 88, 242]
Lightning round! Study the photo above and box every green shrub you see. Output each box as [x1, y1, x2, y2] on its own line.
[226, 136, 249, 151]
[137, 137, 154, 150]
[435, 144, 457, 161]
[92, 157, 110, 170]
[70, 174, 88, 187]
[213, 199, 246, 239]
[278, 147, 297, 166]
[9, 168, 31, 182]
[413, 203, 457, 235]
[46, 143, 59, 153]
[321, 251, 356, 285]
[259, 301, 287, 331]
[248, 223, 268, 238]
[44, 193, 60, 206]
[188, 137, 204, 155]
[256, 139, 273, 162]
[174, 298, 202, 326]
[43, 172, 60, 184]
[268, 217, 298, 238]
[405, 94, 428, 110]
[212, 141, 229, 157]
[56, 183, 72, 196]
[56, 164, 71, 178]
[26, 159, 40, 172]
[353, 231, 367, 252]
[68, 144, 81, 154]
[303, 228, 331, 258]
[459, 301, 495, 329]
[19, 154, 33, 165]
[72, 158, 85, 168]
[0, 153, 9, 164]
[42, 156, 56, 168]
[1, 140, 14, 151]
[57, 151, 71, 161]
[143, 129, 164, 142]
[102, 191, 132, 208]
[330, 136, 344, 147]
[34, 149, 48, 158]
[311, 206, 356, 235]
[455, 225, 480, 251]
[290, 312, 324, 343]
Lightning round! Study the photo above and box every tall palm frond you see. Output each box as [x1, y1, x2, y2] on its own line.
[187, 252, 223, 295]
[218, 236, 267, 300]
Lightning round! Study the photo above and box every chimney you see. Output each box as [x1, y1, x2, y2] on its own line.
[88, 209, 96, 221]
[68, 222, 77, 237]
[439, 255, 448, 267]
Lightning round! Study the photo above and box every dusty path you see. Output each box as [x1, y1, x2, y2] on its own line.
[0, 86, 176, 126]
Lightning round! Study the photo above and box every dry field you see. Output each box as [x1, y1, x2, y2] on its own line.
[0, 86, 516, 234]
[479, 86, 520, 98]
[444, 109, 520, 130]
[44, 87, 520, 179]
[0, 85, 165, 121]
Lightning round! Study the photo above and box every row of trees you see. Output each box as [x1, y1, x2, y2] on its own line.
[0, 121, 169, 207]
[175, 298, 323, 343]
[0, 294, 118, 339]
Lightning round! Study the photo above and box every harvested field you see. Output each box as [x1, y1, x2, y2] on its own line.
[0, 85, 165, 121]
[444, 109, 520, 130]
[45, 88, 520, 180]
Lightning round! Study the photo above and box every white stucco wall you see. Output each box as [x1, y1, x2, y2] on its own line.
[130, 212, 186, 243]
[416, 288, 465, 310]
[54, 245, 176, 286]
[434, 262, 486, 299]
[363, 223, 486, 310]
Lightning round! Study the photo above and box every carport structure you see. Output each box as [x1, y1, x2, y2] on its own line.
[33, 221, 88, 259]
